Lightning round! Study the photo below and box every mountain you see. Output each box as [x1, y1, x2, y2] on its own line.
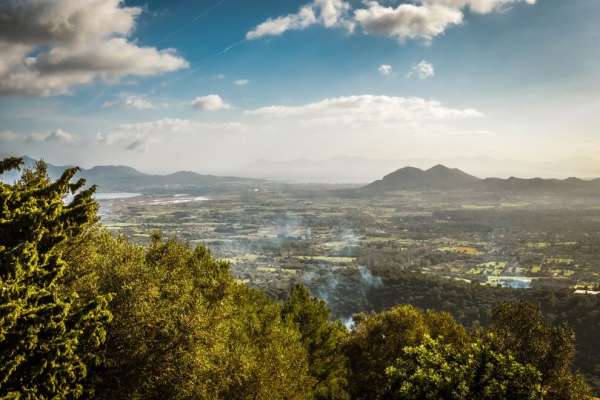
[1, 156, 261, 193]
[364, 165, 600, 195]
[364, 165, 480, 191]
[235, 155, 600, 183]
[0, 156, 72, 184]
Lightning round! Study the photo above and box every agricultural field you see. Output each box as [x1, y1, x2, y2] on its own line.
[96, 185, 600, 318]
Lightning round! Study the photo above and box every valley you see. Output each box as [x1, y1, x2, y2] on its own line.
[95, 177, 600, 389]
[97, 179, 600, 320]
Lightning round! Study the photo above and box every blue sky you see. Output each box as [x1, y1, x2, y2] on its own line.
[1, 0, 599, 179]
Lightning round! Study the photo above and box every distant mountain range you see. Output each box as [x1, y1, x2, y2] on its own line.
[235, 156, 600, 183]
[3, 156, 600, 195]
[364, 165, 600, 194]
[0, 156, 260, 192]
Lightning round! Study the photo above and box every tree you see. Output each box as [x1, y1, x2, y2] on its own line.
[344, 305, 468, 400]
[64, 230, 313, 399]
[0, 158, 111, 399]
[385, 334, 543, 400]
[282, 285, 350, 400]
[491, 302, 591, 399]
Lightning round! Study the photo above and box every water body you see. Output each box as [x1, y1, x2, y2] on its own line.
[145, 196, 210, 205]
[487, 276, 533, 289]
[95, 192, 141, 200]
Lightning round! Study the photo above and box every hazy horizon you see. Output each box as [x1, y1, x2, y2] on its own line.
[5, 152, 600, 184]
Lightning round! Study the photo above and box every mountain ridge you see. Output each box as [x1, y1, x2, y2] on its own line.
[0, 155, 261, 192]
[364, 164, 600, 194]
[366, 164, 480, 191]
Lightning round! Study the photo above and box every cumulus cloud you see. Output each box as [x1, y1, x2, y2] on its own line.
[97, 118, 245, 152]
[354, 1, 464, 41]
[191, 95, 232, 111]
[234, 79, 250, 86]
[354, 0, 536, 41]
[246, 0, 353, 40]
[441, 0, 537, 14]
[0, 128, 78, 143]
[0, 0, 188, 96]
[247, 0, 535, 43]
[103, 95, 155, 110]
[44, 129, 79, 143]
[378, 64, 393, 75]
[245, 95, 482, 127]
[408, 60, 435, 79]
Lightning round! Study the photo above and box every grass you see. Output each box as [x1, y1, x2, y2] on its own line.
[438, 246, 481, 256]
[527, 242, 549, 249]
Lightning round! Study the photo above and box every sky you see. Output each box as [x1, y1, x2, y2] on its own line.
[1, 0, 600, 181]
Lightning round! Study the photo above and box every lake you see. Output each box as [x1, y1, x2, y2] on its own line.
[95, 192, 142, 200]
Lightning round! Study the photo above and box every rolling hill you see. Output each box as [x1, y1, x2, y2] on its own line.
[364, 164, 600, 195]
[0, 156, 261, 192]
[364, 164, 480, 191]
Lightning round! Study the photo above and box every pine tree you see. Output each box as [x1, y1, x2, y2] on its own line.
[282, 285, 350, 400]
[0, 158, 111, 399]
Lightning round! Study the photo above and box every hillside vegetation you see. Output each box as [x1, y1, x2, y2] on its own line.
[0, 158, 593, 400]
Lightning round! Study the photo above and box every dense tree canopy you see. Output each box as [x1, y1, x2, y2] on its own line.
[345, 305, 469, 400]
[64, 230, 313, 400]
[491, 302, 591, 400]
[386, 334, 543, 400]
[0, 158, 111, 399]
[282, 285, 350, 400]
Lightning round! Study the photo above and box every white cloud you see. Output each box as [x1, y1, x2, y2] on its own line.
[103, 95, 155, 110]
[0, 0, 188, 96]
[246, 0, 353, 40]
[45, 129, 79, 143]
[438, 0, 537, 14]
[314, 0, 353, 28]
[408, 60, 435, 79]
[354, 1, 464, 42]
[234, 79, 250, 86]
[191, 95, 232, 112]
[97, 118, 245, 152]
[246, 6, 316, 40]
[353, 0, 536, 42]
[0, 128, 78, 143]
[378, 64, 393, 76]
[246, 0, 535, 43]
[246, 95, 482, 127]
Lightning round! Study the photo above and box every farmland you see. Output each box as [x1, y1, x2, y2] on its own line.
[97, 185, 600, 318]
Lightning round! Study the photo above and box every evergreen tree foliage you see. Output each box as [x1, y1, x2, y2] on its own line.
[282, 285, 350, 400]
[64, 230, 313, 399]
[491, 302, 592, 400]
[385, 334, 543, 400]
[0, 158, 111, 399]
[345, 305, 468, 400]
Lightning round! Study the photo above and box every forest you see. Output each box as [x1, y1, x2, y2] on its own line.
[0, 158, 595, 400]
